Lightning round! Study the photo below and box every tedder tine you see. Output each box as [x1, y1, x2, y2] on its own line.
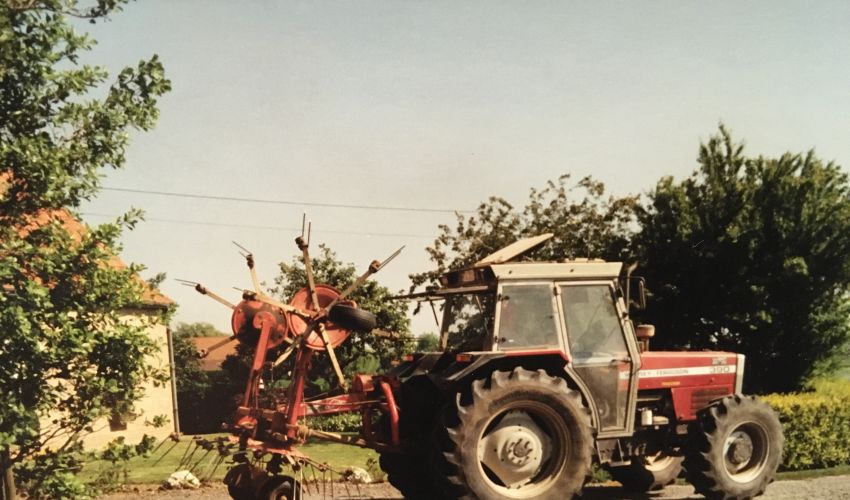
[272, 341, 297, 367]
[151, 439, 180, 467]
[246, 291, 312, 319]
[177, 439, 196, 469]
[294, 216, 347, 389]
[188, 447, 212, 474]
[177, 279, 236, 310]
[296, 215, 321, 311]
[233, 241, 263, 295]
[196, 334, 237, 359]
[322, 246, 404, 313]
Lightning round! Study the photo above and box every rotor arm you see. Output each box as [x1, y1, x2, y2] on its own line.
[176, 279, 236, 310]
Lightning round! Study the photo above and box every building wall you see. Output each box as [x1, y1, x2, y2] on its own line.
[42, 309, 177, 451]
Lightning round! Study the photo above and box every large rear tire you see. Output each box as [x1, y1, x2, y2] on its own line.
[432, 368, 592, 500]
[608, 453, 683, 492]
[684, 395, 783, 500]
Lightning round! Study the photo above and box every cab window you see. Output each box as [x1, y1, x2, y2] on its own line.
[560, 285, 628, 360]
[496, 284, 560, 349]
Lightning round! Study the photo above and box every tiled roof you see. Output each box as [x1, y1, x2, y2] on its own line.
[190, 336, 237, 371]
[9, 206, 173, 309]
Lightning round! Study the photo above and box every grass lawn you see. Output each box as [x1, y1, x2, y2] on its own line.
[82, 433, 850, 487]
[82, 434, 380, 485]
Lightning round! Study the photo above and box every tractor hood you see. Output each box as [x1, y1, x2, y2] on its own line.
[638, 351, 743, 388]
[638, 351, 745, 421]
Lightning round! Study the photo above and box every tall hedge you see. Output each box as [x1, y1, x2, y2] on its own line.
[763, 379, 850, 470]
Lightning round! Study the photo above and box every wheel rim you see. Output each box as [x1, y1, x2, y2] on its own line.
[476, 402, 569, 498]
[722, 421, 769, 483]
[644, 452, 676, 472]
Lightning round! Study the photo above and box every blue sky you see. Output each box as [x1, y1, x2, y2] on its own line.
[78, 0, 850, 335]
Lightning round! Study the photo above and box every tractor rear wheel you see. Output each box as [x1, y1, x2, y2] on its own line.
[608, 453, 683, 492]
[432, 368, 592, 500]
[377, 375, 442, 499]
[684, 395, 783, 500]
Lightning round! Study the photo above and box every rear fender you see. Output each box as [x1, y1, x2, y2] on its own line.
[436, 352, 597, 428]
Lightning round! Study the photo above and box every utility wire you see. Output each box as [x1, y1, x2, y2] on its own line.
[81, 212, 435, 239]
[102, 187, 474, 214]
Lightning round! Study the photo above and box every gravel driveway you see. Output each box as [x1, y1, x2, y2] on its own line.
[102, 474, 850, 499]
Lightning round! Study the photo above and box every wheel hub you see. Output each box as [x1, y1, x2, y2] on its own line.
[727, 431, 754, 465]
[725, 430, 754, 466]
[505, 437, 534, 465]
[722, 423, 769, 484]
[478, 411, 550, 489]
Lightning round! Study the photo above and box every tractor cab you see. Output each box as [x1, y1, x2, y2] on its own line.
[414, 234, 642, 436]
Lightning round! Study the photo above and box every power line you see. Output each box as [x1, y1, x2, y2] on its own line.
[81, 212, 435, 239]
[101, 186, 474, 214]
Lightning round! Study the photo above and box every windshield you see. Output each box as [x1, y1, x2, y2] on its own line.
[441, 292, 496, 351]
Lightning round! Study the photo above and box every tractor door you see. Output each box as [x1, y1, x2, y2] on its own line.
[557, 282, 640, 435]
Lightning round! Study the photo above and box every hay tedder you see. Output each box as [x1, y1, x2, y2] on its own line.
[176, 227, 784, 500]
[174, 218, 406, 499]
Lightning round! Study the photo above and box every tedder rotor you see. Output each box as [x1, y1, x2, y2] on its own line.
[179, 217, 405, 500]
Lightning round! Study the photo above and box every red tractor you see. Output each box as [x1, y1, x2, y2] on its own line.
[192, 232, 783, 500]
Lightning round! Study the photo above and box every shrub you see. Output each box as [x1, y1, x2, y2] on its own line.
[763, 379, 850, 470]
[306, 413, 362, 433]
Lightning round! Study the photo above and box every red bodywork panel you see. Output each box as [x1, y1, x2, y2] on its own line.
[638, 351, 738, 421]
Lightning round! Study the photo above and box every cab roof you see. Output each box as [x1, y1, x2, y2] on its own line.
[490, 260, 623, 281]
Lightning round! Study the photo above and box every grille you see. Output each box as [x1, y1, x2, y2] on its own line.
[690, 387, 730, 412]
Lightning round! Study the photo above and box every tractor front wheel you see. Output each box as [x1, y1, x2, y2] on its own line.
[608, 452, 683, 492]
[684, 395, 783, 500]
[432, 368, 592, 500]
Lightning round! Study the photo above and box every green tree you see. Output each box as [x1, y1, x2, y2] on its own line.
[173, 321, 226, 340]
[171, 323, 235, 434]
[416, 333, 440, 352]
[410, 175, 639, 290]
[636, 125, 850, 393]
[0, 1, 170, 497]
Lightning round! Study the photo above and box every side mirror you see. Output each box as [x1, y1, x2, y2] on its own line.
[623, 263, 647, 312]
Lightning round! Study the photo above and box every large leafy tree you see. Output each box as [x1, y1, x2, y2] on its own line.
[636, 126, 850, 393]
[410, 174, 639, 289]
[0, 1, 170, 497]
